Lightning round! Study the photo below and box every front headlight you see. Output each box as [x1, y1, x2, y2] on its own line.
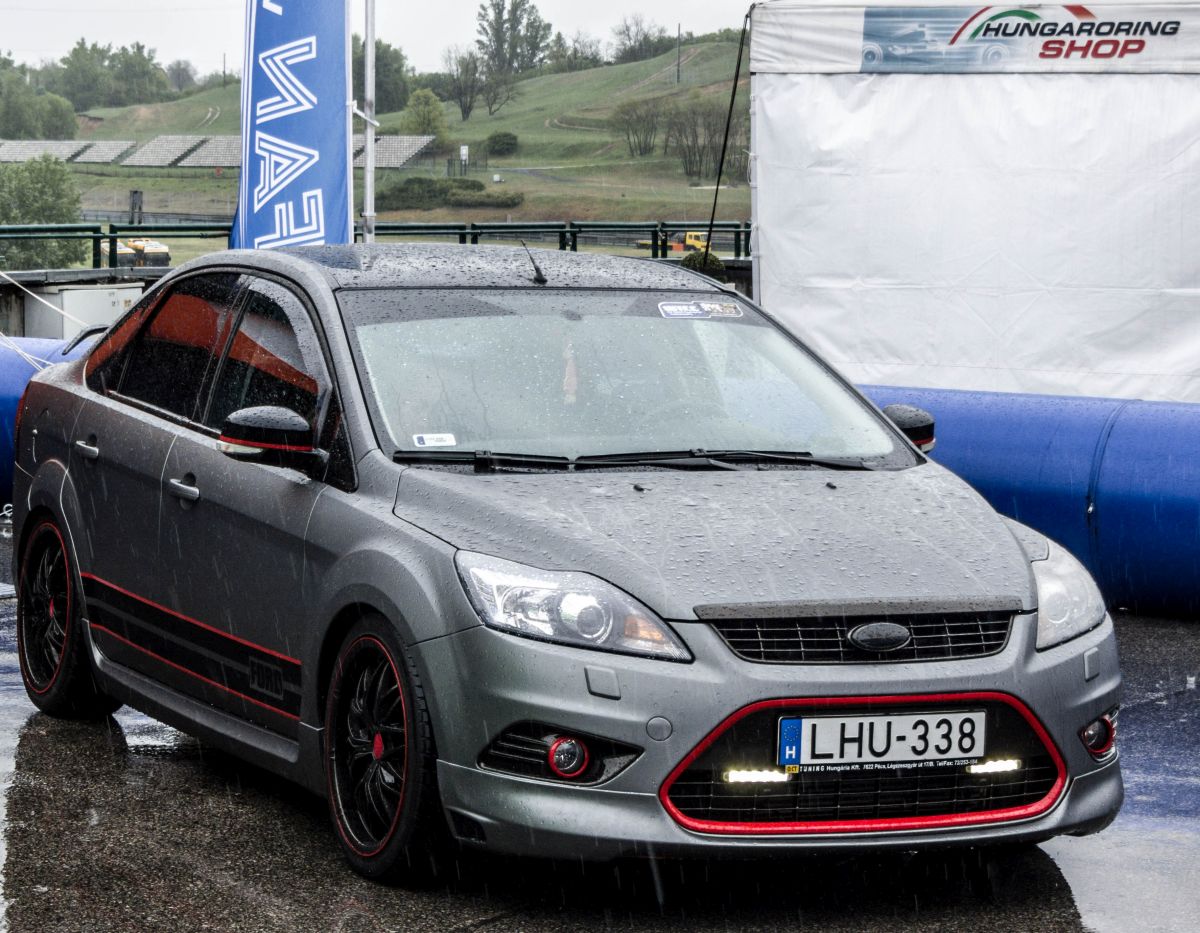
[1034, 542, 1107, 650]
[455, 552, 692, 662]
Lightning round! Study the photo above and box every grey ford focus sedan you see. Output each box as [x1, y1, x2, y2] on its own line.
[12, 245, 1122, 882]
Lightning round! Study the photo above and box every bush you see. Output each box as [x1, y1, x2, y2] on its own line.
[486, 131, 519, 156]
[0, 156, 86, 270]
[376, 176, 516, 211]
[680, 247, 726, 282]
[445, 189, 525, 209]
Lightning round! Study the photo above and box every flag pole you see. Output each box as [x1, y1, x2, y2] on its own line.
[362, 0, 377, 243]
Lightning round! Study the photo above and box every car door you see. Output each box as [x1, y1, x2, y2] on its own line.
[73, 273, 245, 684]
[156, 275, 346, 736]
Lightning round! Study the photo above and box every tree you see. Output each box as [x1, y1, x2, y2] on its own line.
[609, 98, 664, 158]
[476, 0, 551, 75]
[0, 72, 76, 140]
[442, 47, 482, 121]
[546, 31, 604, 73]
[50, 40, 114, 112]
[0, 156, 85, 270]
[400, 89, 449, 149]
[611, 15, 675, 64]
[165, 59, 196, 93]
[353, 35, 410, 115]
[109, 43, 172, 105]
[481, 72, 518, 117]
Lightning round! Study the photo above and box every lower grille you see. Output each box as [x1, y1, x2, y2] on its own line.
[661, 694, 1064, 833]
[479, 721, 641, 785]
[710, 612, 1013, 664]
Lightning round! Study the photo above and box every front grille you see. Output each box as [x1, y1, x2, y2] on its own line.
[663, 698, 1062, 831]
[710, 612, 1013, 664]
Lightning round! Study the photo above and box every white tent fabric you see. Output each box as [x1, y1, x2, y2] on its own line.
[751, 2, 1200, 401]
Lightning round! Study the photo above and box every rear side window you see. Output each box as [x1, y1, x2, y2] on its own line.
[205, 279, 330, 431]
[117, 274, 244, 420]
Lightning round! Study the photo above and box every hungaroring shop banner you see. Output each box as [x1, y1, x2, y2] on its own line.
[231, 0, 353, 249]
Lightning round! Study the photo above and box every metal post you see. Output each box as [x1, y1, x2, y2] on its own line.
[362, 0, 377, 244]
[677, 25, 682, 84]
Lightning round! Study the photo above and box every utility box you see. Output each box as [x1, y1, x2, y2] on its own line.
[23, 284, 144, 341]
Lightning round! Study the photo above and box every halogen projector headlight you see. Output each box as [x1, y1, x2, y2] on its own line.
[1034, 542, 1107, 650]
[455, 552, 691, 661]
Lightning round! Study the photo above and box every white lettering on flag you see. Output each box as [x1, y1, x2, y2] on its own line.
[253, 132, 319, 211]
[255, 190, 326, 249]
[256, 37, 318, 124]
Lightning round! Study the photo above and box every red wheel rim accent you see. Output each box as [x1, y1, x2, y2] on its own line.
[17, 522, 72, 695]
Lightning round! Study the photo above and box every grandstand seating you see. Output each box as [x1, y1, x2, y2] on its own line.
[179, 136, 243, 168]
[0, 140, 90, 162]
[355, 135, 436, 168]
[73, 140, 136, 163]
[123, 135, 206, 167]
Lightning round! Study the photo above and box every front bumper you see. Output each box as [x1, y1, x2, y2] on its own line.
[415, 612, 1123, 860]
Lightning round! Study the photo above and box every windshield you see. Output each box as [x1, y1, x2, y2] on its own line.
[338, 288, 915, 468]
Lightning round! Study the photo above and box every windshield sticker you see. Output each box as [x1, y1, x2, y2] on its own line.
[659, 301, 743, 320]
[413, 433, 457, 448]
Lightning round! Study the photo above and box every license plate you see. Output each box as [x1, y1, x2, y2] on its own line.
[777, 711, 986, 768]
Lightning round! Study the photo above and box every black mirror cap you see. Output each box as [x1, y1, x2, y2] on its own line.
[219, 406, 315, 456]
[882, 403, 936, 453]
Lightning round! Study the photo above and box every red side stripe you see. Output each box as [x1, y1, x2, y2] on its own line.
[82, 573, 302, 666]
[90, 622, 300, 721]
[659, 692, 1067, 836]
[218, 435, 314, 453]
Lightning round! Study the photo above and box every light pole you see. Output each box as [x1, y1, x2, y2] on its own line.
[362, 0, 377, 243]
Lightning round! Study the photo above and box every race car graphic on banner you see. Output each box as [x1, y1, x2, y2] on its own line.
[752, 3, 1200, 73]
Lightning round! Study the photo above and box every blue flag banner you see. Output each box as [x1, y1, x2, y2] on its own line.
[231, 0, 352, 249]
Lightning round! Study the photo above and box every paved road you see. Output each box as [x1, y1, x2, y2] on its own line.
[0, 530, 1195, 931]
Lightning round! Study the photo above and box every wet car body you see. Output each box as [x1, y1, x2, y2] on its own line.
[11, 245, 1122, 874]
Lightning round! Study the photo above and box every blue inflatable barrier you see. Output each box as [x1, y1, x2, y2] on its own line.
[863, 385, 1200, 616]
[0, 337, 92, 505]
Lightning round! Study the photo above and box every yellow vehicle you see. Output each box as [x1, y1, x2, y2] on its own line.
[126, 238, 172, 267]
[636, 231, 710, 253]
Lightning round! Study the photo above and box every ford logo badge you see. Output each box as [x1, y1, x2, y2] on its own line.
[847, 621, 912, 653]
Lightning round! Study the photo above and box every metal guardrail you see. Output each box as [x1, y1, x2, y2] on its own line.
[0, 220, 754, 268]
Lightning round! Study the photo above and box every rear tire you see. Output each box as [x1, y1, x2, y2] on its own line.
[324, 615, 442, 883]
[17, 519, 121, 719]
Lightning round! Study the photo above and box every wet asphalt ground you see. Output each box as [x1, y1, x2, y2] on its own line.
[0, 532, 1195, 932]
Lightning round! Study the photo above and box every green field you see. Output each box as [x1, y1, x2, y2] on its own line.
[74, 43, 750, 234]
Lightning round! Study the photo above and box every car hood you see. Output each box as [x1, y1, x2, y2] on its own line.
[393, 463, 1036, 621]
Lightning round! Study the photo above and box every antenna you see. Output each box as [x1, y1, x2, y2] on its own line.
[519, 239, 549, 285]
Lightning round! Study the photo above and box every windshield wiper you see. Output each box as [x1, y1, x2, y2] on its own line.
[573, 449, 872, 471]
[393, 450, 571, 473]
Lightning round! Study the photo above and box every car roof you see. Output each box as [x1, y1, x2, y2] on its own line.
[275, 243, 725, 292]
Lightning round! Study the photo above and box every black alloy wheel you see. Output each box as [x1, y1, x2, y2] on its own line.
[17, 519, 119, 718]
[19, 522, 71, 694]
[325, 617, 438, 881]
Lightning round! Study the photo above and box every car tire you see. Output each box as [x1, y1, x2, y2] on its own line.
[324, 615, 442, 883]
[17, 518, 121, 719]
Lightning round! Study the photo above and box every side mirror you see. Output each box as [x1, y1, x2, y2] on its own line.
[882, 403, 936, 453]
[218, 406, 326, 470]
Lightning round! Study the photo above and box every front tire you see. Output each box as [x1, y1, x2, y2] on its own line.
[324, 616, 440, 883]
[17, 519, 120, 719]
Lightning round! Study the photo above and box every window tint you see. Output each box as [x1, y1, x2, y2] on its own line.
[205, 279, 329, 431]
[117, 274, 244, 420]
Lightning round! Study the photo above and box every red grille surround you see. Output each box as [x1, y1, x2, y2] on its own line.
[659, 692, 1066, 835]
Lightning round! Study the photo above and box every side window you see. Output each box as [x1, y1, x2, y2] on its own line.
[205, 279, 330, 432]
[116, 274, 244, 420]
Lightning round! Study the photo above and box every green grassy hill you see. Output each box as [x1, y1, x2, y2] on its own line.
[71, 43, 750, 227]
[82, 83, 241, 139]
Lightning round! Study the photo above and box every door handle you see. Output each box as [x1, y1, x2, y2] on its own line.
[74, 440, 100, 461]
[167, 478, 201, 502]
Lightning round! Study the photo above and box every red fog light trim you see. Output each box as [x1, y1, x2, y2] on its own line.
[1081, 715, 1116, 758]
[547, 737, 590, 779]
[659, 692, 1067, 836]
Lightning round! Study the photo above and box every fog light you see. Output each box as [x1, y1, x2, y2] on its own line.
[723, 769, 789, 783]
[548, 737, 590, 778]
[1080, 715, 1116, 758]
[967, 759, 1021, 775]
